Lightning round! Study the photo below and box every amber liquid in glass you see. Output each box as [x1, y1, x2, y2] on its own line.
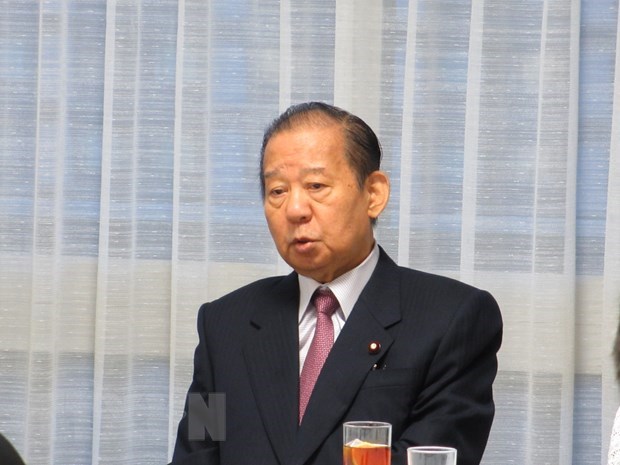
[343, 443, 391, 465]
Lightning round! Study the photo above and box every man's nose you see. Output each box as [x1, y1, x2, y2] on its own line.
[286, 189, 311, 222]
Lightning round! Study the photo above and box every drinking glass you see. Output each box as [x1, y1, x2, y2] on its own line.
[343, 421, 391, 465]
[407, 446, 457, 465]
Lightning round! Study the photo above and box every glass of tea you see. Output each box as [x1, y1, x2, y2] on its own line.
[343, 421, 391, 465]
[407, 446, 457, 465]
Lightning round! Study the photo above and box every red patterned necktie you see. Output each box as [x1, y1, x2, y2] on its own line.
[299, 287, 339, 423]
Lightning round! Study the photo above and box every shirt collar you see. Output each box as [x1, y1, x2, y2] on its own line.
[298, 242, 380, 322]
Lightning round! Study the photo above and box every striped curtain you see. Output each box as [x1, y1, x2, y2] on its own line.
[0, 0, 618, 463]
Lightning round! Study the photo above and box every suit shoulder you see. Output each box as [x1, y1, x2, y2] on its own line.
[205, 275, 290, 305]
[397, 266, 473, 288]
[376, 247, 498, 307]
[196, 273, 296, 322]
[391, 266, 502, 342]
[395, 265, 498, 308]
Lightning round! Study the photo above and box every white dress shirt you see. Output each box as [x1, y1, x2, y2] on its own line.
[609, 407, 620, 465]
[297, 242, 380, 373]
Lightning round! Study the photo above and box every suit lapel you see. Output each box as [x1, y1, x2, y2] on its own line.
[242, 273, 300, 465]
[296, 250, 402, 464]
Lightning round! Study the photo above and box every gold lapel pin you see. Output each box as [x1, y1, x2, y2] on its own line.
[368, 341, 381, 354]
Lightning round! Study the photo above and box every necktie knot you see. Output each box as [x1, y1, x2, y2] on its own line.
[313, 287, 339, 317]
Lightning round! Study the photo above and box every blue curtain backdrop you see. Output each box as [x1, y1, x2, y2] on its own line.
[0, 0, 619, 464]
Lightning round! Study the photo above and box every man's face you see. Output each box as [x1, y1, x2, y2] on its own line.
[262, 123, 377, 283]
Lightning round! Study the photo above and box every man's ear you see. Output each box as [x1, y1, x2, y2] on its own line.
[366, 170, 390, 220]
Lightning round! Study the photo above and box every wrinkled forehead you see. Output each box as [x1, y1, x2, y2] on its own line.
[260, 114, 348, 196]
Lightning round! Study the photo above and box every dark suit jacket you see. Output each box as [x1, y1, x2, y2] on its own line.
[171, 248, 502, 465]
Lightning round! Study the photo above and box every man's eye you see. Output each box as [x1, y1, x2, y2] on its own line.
[308, 183, 323, 190]
[269, 187, 285, 196]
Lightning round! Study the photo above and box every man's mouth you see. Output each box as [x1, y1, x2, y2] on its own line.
[292, 237, 315, 249]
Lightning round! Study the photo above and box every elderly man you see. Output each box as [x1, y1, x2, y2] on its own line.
[171, 102, 503, 465]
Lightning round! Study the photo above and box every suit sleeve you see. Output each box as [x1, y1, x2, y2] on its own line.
[169, 304, 221, 465]
[392, 289, 503, 465]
